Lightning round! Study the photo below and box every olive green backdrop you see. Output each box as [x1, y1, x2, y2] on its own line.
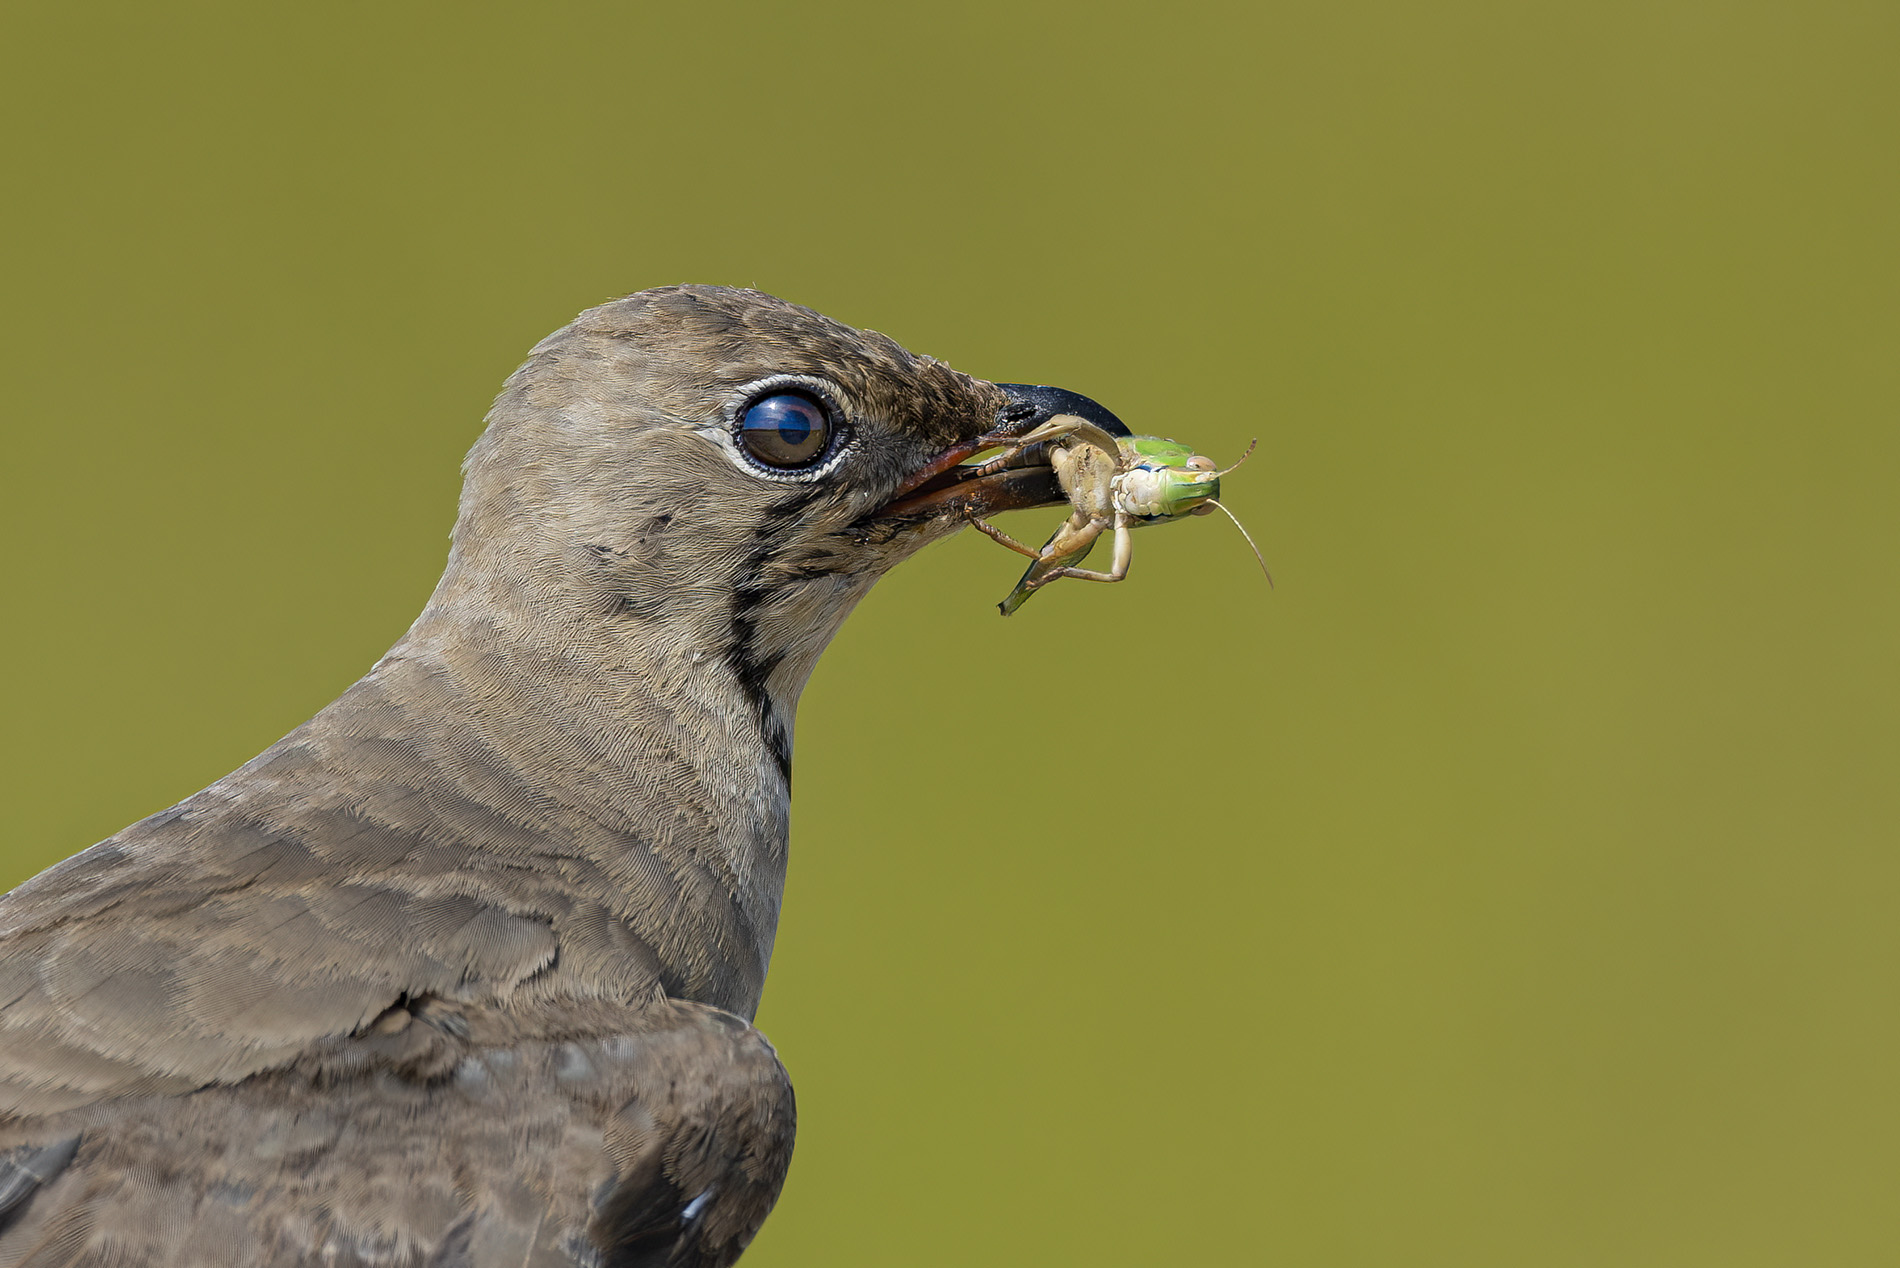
[3, 2, 1895, 1264]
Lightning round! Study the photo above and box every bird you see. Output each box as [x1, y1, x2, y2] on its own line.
[0, 285, 1132, 1266]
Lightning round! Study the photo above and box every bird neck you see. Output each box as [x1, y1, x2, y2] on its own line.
[325, 548, 877, 1020]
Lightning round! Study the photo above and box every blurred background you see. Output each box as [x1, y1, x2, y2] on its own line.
[2, 2, 1895, 1264]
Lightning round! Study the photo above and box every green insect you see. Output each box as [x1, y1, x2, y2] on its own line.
[967, 418, 1268, 615]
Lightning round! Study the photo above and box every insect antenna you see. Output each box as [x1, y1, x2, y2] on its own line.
[1204, 497, 1273, 588]
[1208, 438, 1259, 478]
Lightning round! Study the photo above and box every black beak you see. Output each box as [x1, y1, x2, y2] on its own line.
[989, 384, 1134, 441]
[874, 383, 1132, 520]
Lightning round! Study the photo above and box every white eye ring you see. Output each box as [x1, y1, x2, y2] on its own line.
[709, 374, 855, 482]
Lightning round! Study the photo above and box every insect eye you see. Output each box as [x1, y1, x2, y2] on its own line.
[737, 392, 833, 468]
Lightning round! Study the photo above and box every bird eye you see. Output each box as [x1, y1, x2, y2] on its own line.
[737, 392, 833, 468]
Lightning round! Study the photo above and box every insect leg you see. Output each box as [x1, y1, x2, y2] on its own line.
[1006, 417, 1125, 460]
[966, 517, 1043, 559]
[1038, 512, 1135, 584]
[1019, 516, 1116, 593]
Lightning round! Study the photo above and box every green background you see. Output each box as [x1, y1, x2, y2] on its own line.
[3, 2, 1895, 1264]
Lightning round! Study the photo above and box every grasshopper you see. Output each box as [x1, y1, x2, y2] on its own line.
[966, 418, 1267, 615]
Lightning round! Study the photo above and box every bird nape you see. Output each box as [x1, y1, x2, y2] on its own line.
[0, 286, 1133, 1267]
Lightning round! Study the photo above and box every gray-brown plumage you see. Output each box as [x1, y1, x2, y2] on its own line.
[0, 286, 1121, 1266]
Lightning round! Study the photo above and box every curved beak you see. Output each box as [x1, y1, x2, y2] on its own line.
[874, 384, 1132, 520]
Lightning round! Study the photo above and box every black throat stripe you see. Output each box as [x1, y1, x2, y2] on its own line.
[724, 487, 827, 788]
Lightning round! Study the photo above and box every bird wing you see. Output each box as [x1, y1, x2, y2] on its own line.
[0, 1001, 794, 1268]
[0, 767, 561, 1119]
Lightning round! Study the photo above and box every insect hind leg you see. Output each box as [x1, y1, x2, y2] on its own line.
[1025, 515, 1135, 588]
[967, 517, 1043, 560]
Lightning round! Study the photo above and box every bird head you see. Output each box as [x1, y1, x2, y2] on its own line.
[415, 285, 1124, 740]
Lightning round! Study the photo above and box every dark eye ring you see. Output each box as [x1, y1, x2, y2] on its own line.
[736, 391, 835, 469]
